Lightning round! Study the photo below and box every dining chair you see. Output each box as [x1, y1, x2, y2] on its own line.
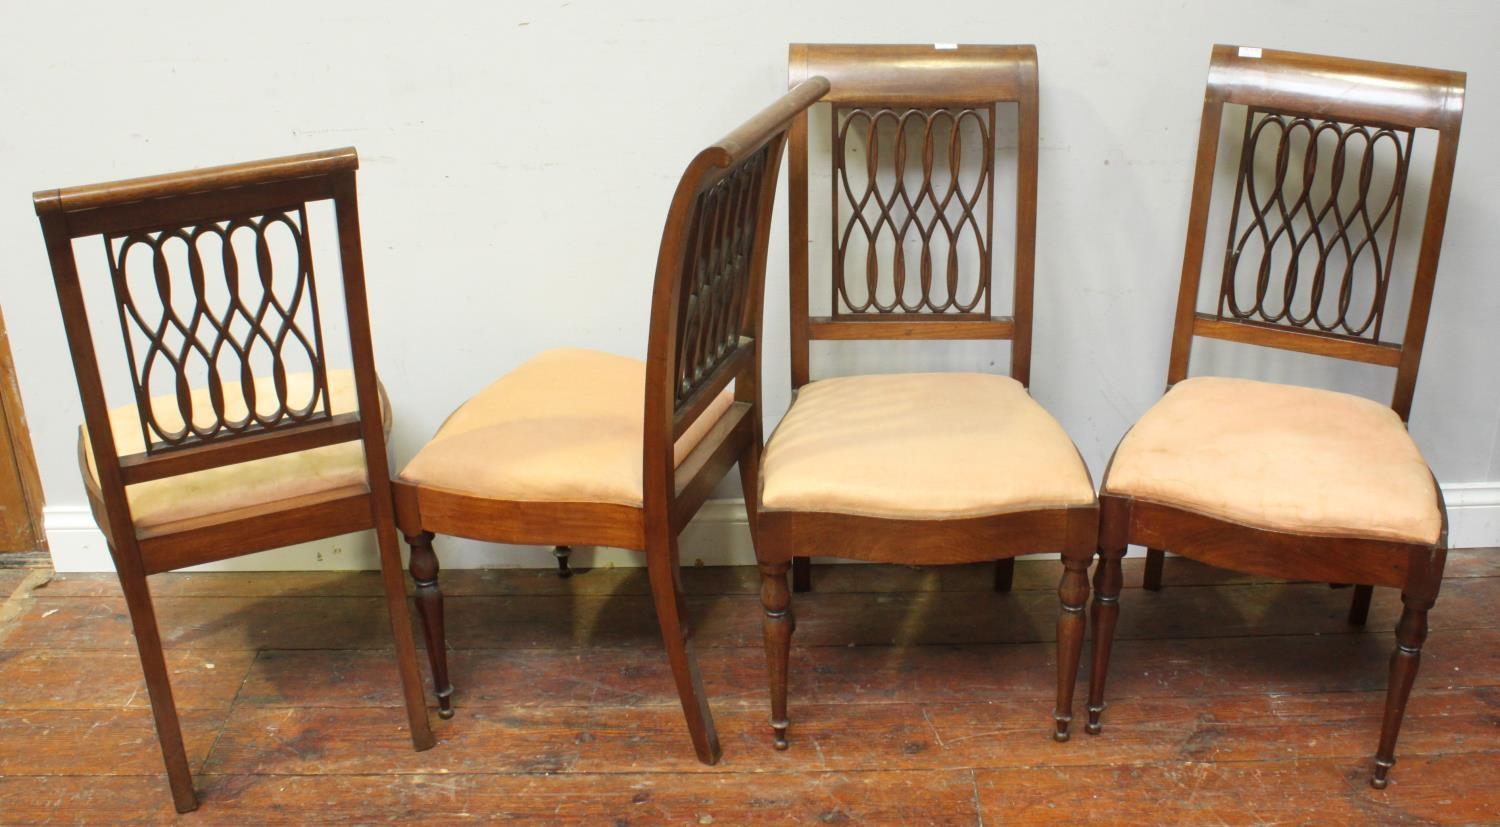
[34, 148, 435, 812]
[751, 44, 1099, 751]
[389, 78, 829, 764]
[1090, 45, 1465, 789]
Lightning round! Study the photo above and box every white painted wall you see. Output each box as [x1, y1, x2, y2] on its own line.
[3, 0, 1498, 571]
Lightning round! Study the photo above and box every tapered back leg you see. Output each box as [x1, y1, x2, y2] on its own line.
[113, 554, 197, 813]
[647, 535, 721, 764]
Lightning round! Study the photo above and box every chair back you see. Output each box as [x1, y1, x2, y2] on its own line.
[1166, 45, 1466, 420]
[35, 148, 391, 536]
[787, 43, 1040, 387]
[644, 79, 829, 501]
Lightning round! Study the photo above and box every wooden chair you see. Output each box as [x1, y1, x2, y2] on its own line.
[1089, 46, 1466, 789]
[34, 148, 434, 812]
[389, 79, 829, 764]
[751, 44, 1099, 751]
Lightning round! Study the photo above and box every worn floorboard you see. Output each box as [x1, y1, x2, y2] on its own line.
[0, 550, 1494, 824]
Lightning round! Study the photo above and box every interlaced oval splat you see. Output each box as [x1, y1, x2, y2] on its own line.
[104, 206, 332, 452]
[673, 145, 770, 408]
[833, 105, 994, 316]
[1218, 107, 1414, 340]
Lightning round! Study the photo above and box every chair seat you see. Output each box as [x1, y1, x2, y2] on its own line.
[82, 370, 388, 533]
[397, 348, 734, 507]
[1103, 376, 1441, 545]
[760, 372, 1094, 519]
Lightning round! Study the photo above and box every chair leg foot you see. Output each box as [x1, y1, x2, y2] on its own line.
[993, 557, 1015, 593]
[1349, 584, 1374, 626]
[406, 531, 455, 720]
[772, 719, 790, 750]
[791, 556, 811, 593]
[1085, 705, 1104, 735]
[553, 545, 573, 579]
[1143, 547, 1165, 591]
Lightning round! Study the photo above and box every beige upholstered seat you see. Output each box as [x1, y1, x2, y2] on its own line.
[82, 370, 388, 532]
[1103, 376, 1441, 544]
[398, 348, 734, 507]
[760, 372, 1094, 519]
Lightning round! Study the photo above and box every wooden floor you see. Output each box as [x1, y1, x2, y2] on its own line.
[0, 552, 1496, 825]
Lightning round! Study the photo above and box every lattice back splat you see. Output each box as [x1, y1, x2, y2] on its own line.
[787, 44, 1039, 387]
[104, 206, 332, 454]
[1217, 107, 1413, 342]
[832, 105, 996, 316]
[673, 144, 771, 410]
[1168, 45, 1465, 418]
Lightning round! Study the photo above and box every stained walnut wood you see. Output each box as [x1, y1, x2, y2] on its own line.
[1096, 45, 1466, 790]
[33, 148, 434, 812]
[0, 308, 45, 552]
[389, 80, 828, 765]
[762, 43, 1099, 753]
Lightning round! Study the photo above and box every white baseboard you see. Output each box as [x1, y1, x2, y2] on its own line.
[44, 483, 1500, 572]
[1441, 482, 1500, 550]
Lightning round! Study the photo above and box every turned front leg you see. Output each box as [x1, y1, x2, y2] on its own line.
[759, 561, 794, 749]
[1053, 552, 1091, 741]
[405, 531, 455, 719]
[1372, 592, 1433, 789]
[1086, 547, 1125, 734]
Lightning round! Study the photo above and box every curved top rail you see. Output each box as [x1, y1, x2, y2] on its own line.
[709, 76, 830, 166]
[789, 43, 1036, 106]
[1206, 44, 1465, 130]
[35, 147, 359, 216]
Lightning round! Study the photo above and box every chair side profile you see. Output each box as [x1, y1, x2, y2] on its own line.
[1092, 45, 1465, 789]
[755, 44, 1098, 751]
[388, 78, 828, 764]
[34, 148, 434, 813]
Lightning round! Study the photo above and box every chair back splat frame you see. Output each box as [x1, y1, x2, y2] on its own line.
[1165, 45, 1465, 421]
[1092, 45, 1465, 790]
[387, 79, 828, 765]
[35, 148, 434, 813]
[787, 43, 1039, 388]
[755, 44, 1098, 751]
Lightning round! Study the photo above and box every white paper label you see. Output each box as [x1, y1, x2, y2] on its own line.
[934, 43, 958, 50]
[1238, 46, 1263, 59]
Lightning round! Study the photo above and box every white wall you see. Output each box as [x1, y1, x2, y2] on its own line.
[4, 0, 1498, 570]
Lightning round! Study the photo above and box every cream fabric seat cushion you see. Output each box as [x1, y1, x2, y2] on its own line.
[1103, 376, 1441, 544]
[82, 369, 387, 532]
[760, 372, 1095, 519]
[397, 348, 735, 507]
